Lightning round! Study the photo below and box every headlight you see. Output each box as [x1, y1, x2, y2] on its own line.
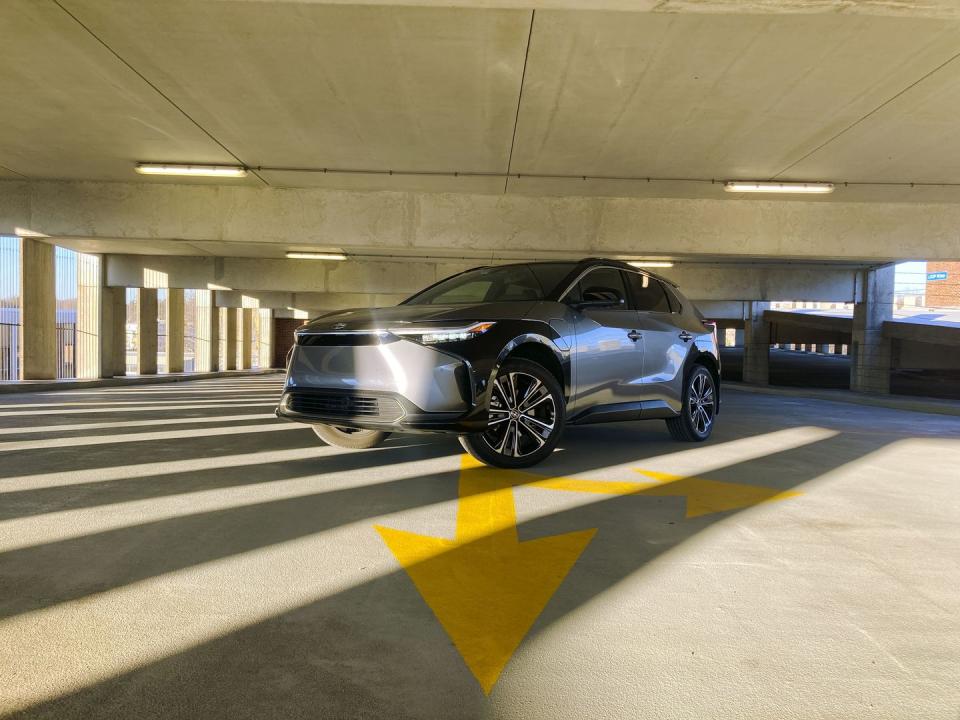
[389, 321, 496, 345]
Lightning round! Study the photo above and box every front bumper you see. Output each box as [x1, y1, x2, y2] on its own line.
[275, 335, 490, 433]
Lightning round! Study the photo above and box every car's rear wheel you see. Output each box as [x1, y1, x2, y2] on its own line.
[313, 424, 390, 449]
[665, 364, 716, 442]
[459, 358, 565, 468]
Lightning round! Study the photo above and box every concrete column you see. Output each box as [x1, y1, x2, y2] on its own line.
[224, 307, 237, 371]
[167, 288, 184, 373]
[205, 299, 220, 372]
[851, 266, 894, 394]
[99, 286, 126, 378]
[834, 343, 845, 355]
[19, 238, 56, 380]
[239, 308, 253, 370]
[260, 309, 273, 368]
[742, 301, 770, 385]
[734, 328, 744, 347]
[138, 288, 158, 375]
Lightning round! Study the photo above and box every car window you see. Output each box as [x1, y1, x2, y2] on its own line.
[528, 262, 578, 297]
[565, 267, 628, 308]
[404, 265, 543, 305]
[626, 271, 671, 312]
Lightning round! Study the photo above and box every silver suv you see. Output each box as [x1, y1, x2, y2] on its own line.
[277, 258, 720, 468]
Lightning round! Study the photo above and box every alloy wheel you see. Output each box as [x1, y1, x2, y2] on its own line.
[688, 371, 715, 435]
[482, 371, 558, 458]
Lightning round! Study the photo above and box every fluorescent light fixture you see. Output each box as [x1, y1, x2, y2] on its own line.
[286, 251, 347, 261]
[628, 261, 674, 268]
[723, 181, 834, 194]
[135, 163, 247, 178]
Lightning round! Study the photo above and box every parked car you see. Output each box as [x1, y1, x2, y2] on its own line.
[276, 258, 720, 468]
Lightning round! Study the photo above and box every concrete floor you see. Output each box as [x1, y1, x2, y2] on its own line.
[0, 376, 958, 719]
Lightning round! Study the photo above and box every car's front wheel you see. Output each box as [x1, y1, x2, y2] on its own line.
[313, 424, 390, 449]
[459, 358, 565, 468]
[665, 364, 716, 442]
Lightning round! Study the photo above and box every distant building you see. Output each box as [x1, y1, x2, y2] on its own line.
[926, 262, 960, 308]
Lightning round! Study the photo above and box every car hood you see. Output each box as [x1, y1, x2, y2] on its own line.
[299, 301, 538, 333]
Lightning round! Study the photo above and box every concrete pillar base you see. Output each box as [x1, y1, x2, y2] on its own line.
[167, 288, 185, 374]
[138, 288, 158, 375]
[850, 267, 894, 394]
[99, 286, 126, 378]
[20, 238, 56, 380]
[742, 301, 770, 385]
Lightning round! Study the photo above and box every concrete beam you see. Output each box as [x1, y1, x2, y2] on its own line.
[884, 319, 960, 347]
[237, 0, 960, 18]
[6, 180, 960, 263]
[105, 253, 859, 304]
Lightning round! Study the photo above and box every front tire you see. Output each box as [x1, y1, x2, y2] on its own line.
[313, 424, 390, 449]
[459, 358, 565, 468]
[665, 364, 716, 442]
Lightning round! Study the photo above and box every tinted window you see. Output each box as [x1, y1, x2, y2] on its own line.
[565, 267, 628, 308]
[528, 262, 578, 298]
[405, 265, 543, 305]
[626, 271, 671, 312]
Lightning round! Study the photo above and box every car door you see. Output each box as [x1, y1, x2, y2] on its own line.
[564, 267, 645, 411]
[624, 270, 689, 407]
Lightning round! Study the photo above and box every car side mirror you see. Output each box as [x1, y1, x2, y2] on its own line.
[574, 286, 625, 310]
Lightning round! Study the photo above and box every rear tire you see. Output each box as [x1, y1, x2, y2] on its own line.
[665, 364, 716, 442]
[313, 424, 390, 449]
[459, 358, 565, 469]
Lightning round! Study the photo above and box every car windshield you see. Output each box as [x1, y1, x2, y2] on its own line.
[404, 263, 574, 305]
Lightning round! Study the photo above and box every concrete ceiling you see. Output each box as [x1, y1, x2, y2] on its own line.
[3, 0, 960, 202]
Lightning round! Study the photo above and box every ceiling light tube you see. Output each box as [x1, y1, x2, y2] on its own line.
[628, 261, 674, 268]
[135, 163, 248, 178]
[285, 252, 347, 261]
[723, 181, 834, 194]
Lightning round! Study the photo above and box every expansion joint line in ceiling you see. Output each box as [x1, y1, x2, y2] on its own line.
[50, 0, 269, 187]
[503, 9, 535, 195]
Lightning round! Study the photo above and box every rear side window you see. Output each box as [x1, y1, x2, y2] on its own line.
[626, 272, 670, 312]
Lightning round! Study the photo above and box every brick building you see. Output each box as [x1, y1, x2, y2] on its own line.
[926, 261, 960, 308]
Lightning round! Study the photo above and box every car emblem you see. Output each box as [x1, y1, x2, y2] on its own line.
[332, 322, 347, 330]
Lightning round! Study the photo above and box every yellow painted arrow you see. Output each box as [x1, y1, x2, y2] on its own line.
[375, 456, 596, 694]
[512, 468, 801, 518]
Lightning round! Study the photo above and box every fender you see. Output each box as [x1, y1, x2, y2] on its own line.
[488, 332, 571, 408]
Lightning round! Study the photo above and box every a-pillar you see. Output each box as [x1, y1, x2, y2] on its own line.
[742, 301, 770, 385]
[223, 307, 238, 370]
[851, 266, 894, 394]
[138, 288, 158, 375]
[19, 238, 56, 380]
[239, 308, 254, 370]
[99, 287, 126, 378]
[167, 288, 184, 373]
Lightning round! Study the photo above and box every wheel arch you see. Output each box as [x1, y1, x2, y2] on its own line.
[685, 348, 721, 414]
[493, 335, 570, 403]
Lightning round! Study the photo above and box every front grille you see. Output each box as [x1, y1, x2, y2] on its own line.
[297, 333, 388, 347]
[286, 391, 404, 422]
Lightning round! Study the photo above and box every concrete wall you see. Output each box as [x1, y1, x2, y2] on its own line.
[6, 180, 960, 263]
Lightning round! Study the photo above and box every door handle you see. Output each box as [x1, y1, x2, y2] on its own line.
[679, 331, 694, 342]
[627, 330, 642, 342]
